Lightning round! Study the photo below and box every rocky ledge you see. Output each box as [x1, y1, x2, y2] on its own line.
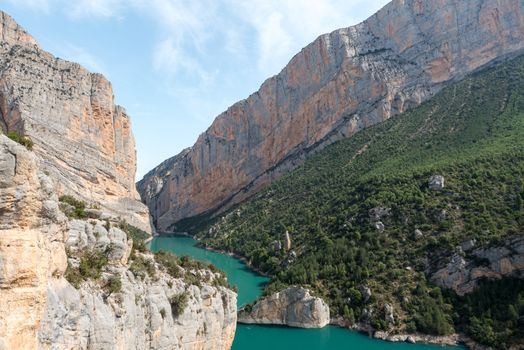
[237, 287, 330, 328]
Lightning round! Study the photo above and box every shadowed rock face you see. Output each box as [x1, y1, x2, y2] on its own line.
[138, 0, 524, 232]
[0, 11, 150, 232]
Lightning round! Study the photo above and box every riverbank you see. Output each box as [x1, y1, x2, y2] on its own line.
[152, 234, 468, 350]
[158, 232, 272, 278]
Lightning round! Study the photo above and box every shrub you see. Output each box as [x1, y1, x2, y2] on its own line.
[119, 220, 149, 241]
[65, 248, 110, 288]
[170, 292, 189, 318]
[154, 251, 183, 278]
[59, 195, 87, 219]
[65, 262, 83, 288]
[7, 131, 33, 150]
[129, 255, 155, 279]
[105, 275, 122, 294]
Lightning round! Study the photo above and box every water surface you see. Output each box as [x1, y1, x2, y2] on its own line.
[151, 235, 464, 350]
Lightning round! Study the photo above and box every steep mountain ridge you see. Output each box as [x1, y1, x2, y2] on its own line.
[139, 0, 524, 232]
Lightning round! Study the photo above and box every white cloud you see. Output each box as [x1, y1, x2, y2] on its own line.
[231, 0, 389, 77]
[67, 0, 124, 19]
[5, 0, 390, 95]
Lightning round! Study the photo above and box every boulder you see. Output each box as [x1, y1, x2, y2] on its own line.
[384, 303, 395, 324]
[413, 229, 424, 240]
[284, 231, 292, 251]
[429, 175, 445, 191]
[374, 221, 385, 232]
[238, 287, 330, 328]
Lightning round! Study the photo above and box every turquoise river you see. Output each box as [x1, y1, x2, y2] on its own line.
[150, 235, 465, 350]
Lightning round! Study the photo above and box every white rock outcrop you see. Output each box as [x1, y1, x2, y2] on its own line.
[238, 287, 330, 328]
[432, 235, 524, 295]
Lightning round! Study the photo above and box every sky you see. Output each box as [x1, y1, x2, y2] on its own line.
[0, 0, 390, 179]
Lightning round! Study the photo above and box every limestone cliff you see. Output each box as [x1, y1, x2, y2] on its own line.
[0, 11, 149, 232]
[237, 287, 330, 328]
[0, 12, 237, 350]
[138, 0, 524, 232]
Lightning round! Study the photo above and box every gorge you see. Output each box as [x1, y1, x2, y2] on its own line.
[1, 0, 524, 348]
[138, 0, 524, 348]
[139, 0, 524, 233]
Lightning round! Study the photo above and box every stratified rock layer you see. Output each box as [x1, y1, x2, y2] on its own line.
[0, 11, 150, 232]
[237, 287, 330, 328]
[139, 0, 524, 231]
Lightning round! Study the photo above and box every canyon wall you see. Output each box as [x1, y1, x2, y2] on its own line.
[138, 0, 524, 232]
[0, 12, 237, 349]
[0, 11, 149, 232]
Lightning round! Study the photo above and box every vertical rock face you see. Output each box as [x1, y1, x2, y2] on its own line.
[0, 11, 149, 232]
[138, 0, 524, 232]
[0, 12, 237, 350]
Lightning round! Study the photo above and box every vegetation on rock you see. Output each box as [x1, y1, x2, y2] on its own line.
[65, 248, 111, 288]
[170, 291, 189, 318]
[59, 195, 87, 219]
[180, 56, 524, 348]
[6, 131, 33, 150]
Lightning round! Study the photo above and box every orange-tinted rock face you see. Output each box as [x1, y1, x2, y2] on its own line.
[139, 0, 524, 232]
[0, 12, 150, 232]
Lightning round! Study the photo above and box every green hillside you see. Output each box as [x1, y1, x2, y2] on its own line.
[181, 56, 524, 348]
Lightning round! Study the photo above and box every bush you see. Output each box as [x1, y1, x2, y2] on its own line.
[119, 220, 150, 241]
[154, 251, 183, 278]
[170, 292, 189, 318]
[59, 195, 87, 219]
[65, 248, 110, 288]
[129, 254, 156, 279]
[7, 131, 33, 150]
[65, 262, 83, 288]
[105, 275, 122, 294]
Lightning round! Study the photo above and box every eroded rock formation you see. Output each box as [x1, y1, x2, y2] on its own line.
[237, 287, 330, 328]
[139, 0, 524, 232]
[432, 235, 524, 295]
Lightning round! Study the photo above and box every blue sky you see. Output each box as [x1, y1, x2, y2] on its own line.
[0, 0, 389, 179]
